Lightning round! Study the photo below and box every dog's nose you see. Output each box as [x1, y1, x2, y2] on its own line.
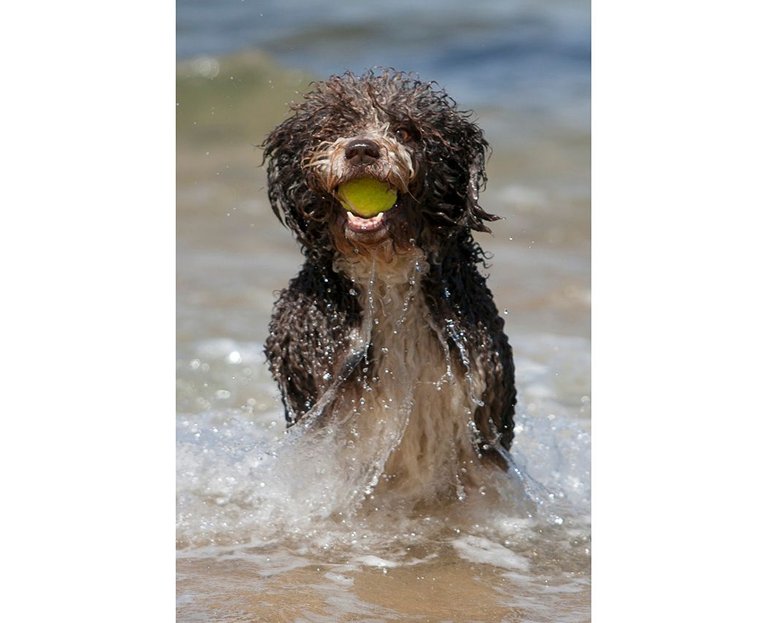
[344, 138, 381, 164]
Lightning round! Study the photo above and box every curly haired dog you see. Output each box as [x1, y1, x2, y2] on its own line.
[262, 70, 516, 498]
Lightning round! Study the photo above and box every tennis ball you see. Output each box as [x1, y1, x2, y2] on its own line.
[337, 178, 397, 218]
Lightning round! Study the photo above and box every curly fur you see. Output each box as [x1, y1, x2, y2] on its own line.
[262, 70, 516, 495]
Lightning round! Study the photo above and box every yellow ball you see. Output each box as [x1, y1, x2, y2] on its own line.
[337, 178, 397, 217]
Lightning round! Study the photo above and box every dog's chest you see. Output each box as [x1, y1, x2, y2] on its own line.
[336, 254, 486, 495]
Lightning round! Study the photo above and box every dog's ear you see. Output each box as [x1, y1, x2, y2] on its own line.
[262, 125, 292, 226]
[262, 118, 315, 242]
[464, 139, 499, 234]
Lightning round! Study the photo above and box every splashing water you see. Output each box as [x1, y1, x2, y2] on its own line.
[177, 256, 590, 622]
[178, 252, 588, 542]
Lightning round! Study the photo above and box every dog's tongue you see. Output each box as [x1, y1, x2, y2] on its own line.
[346, 211, 385, 232]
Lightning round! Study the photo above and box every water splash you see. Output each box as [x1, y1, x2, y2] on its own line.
[177, 257, 591, 562]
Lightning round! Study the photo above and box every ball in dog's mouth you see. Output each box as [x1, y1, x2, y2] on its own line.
[336, 177, 399, 235]
[337, 178, 397, 216]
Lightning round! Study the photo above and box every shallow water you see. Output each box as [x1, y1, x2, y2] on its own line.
[177, 6, 590, 619]
[176, 328, 590, 621]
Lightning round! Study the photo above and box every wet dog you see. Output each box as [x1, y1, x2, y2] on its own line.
[262, 70, 516, 498]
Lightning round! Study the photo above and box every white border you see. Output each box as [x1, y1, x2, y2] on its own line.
[3, 2, 174, 620]
[594, 1, 768, 620]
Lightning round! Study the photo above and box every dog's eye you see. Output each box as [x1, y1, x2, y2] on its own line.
[394, 127, 414, 143]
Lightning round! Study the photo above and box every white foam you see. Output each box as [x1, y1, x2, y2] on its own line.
[452, 535, 530, 571]
[354, 555, 400, 569]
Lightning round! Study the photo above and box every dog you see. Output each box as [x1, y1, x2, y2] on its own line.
[262, 70, 516, 500]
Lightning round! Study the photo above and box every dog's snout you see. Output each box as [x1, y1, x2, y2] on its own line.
[344, 138, 381, 164]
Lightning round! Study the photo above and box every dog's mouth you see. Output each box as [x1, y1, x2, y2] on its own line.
[333, 177, 401, 238]
[345, 210, 390, 234]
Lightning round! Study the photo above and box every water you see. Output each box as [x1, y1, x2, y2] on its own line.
[177, 0, 590, 135]
[177, 1, 590, 620]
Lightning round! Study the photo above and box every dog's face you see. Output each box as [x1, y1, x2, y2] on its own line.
[263, 70, 498, 261]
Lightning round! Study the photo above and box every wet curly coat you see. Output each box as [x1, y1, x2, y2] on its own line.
[262, 70, 516, 478]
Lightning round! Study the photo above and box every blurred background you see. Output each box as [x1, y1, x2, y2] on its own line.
[177, 1, 591, 620]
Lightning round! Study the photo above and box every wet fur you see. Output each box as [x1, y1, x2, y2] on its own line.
[262, 70, 516, 488]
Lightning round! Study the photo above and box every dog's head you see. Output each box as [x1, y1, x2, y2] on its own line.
[262, 70, 498, 261]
